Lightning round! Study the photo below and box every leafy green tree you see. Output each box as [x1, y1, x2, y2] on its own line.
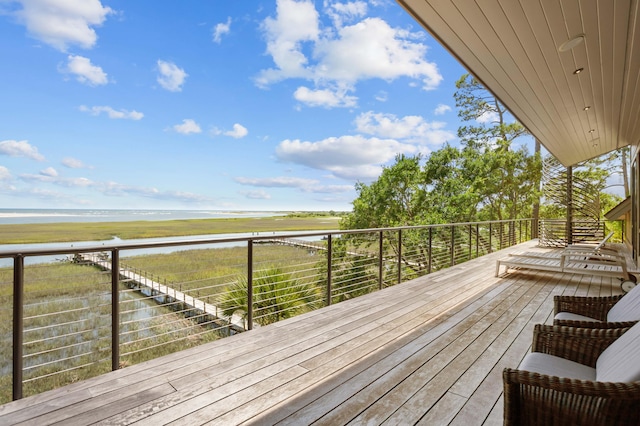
[341, 154, 427, 229]
[218, 267, 319, 327]
[454, 74, 541, 220]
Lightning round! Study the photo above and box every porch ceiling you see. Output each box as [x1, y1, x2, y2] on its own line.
[397, 0, 640, 166]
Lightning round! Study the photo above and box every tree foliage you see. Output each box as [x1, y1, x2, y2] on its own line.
[342, 73, 541, 231]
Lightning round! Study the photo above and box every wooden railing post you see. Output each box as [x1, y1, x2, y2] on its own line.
[13, 254, 24, 401]
[111, 249, 120, 371]
[450, 225, 455, 266]
[247, 240, 253, 330]
[468, 224, 472, 261]
[326, 234, 332, 306]
[489, 223, 493, 253]
[397, 229, 402, 285]
[428, 227, 433, 273]
[378, 231, 384, 290]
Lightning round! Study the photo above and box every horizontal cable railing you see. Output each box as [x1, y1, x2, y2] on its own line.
[538, 219, 626, 247]
[0, 218, 534, 403]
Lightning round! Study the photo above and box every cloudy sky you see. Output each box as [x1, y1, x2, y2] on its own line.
[0, 0, 476, 211]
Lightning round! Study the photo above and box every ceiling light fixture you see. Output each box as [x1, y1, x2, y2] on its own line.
[559, 35, 585, 52]
[573, 68, 584, 75]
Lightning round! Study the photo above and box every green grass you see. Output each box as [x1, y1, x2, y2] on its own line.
[0, 216, 341, 244]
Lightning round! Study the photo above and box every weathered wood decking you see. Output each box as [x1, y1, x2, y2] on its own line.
[0, 241, 625, 425]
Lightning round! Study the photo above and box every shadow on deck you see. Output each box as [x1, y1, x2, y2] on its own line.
[0, 241, 625, 425]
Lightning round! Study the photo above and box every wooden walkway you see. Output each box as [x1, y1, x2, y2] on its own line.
[0, 241, 625, 425]
[78, 253, 248, 331]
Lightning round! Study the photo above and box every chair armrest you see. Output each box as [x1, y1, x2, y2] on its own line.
[503, 368, 640, 425]
[531, 324, 628, 367]
[553, 319, 638, 329]
[553, 294, 624, 321]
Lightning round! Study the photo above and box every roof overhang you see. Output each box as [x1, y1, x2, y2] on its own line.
[605, 196, 631, 220]
[396, 0, 640, 166]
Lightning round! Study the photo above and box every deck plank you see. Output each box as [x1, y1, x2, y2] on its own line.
[0, 241, 627, 426]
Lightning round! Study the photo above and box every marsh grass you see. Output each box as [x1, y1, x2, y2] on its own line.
[0, 216, 340, 244]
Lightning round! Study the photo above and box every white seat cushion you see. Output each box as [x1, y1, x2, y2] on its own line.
[596, 322, 640, 382]
[608, 284, 640, 322]
[554, 311, 600, 322]
[554, 284, 640, 323]
[519, 352, 596, 380]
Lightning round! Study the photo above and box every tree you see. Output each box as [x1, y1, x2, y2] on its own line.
[454, 74, 541, 220]
[455, 74, 529, 148]
[341, 154, 427, 229]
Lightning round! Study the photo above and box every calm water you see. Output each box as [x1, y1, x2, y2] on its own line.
[0, 209, 328, 266]
[0, 208, 284, 225]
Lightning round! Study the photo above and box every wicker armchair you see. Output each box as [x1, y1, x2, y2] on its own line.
[503, 324, 640, 425]
[553, 284, 640, 328]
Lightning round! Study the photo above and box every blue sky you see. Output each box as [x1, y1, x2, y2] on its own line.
[0, 0, 483, 211]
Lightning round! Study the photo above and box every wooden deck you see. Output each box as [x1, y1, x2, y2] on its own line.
[0, 241, 625, 425]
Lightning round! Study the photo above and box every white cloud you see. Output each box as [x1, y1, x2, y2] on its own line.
[62, 157, 92, 169]
[477, 110, 500, 124]
[10, 0, 113, 51]
[241, 190, 271, 200]
[257, 2, 442, 107]
[354, 111, 455, 145]
[213, 17, 231, 43]
[80, 105, 143, 120]
[224, 123, 248, 139]
[294, 86, 357, 108]
[0, 166, 11, 181]
[173, 119, 202, 135]
[325, 1, 368, 28]
[157, 60, 188, 92]
[20, 173, 93, 187]
[19, 172, 211, 203]
[40, 167, 58, 177]
[276, 135, 417, 180]
[375, 91, 388, 102]
[0, 140, 45, 161]
[256, 0, 320, 86]
[315, 18, 440, 88]
[64, 55, 108, 86]
[434, 104, 451, 115]
[306, 184, 353, 193]
[234, 176, 318, 188]
[234, 176, 352, 193]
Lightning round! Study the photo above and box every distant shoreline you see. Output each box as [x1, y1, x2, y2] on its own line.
[0, 215, 343, 245]
[0, 208, 289, 225]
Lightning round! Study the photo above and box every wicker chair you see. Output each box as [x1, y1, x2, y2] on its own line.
[503, 324, 640, 425]
[553, 283, 640, 328]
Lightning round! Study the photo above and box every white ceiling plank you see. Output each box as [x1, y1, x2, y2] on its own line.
[396, 0, 640, 166]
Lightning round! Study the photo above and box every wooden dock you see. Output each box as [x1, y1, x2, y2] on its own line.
[0, 241, 625, 425]
[78, 253, 249, 332]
